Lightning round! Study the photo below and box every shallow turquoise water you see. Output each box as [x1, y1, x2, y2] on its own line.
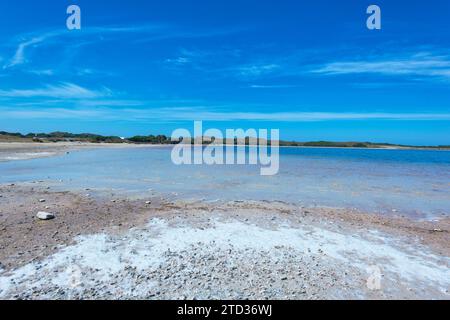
[0, 147, 449, 219]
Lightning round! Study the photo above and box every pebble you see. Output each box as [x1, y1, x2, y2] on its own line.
[36, 211, 55, 220]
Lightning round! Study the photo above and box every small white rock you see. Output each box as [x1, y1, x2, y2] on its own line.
[36, 212, 55, 220]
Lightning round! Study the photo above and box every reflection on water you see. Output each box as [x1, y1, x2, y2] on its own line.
[0, 147, 449, 219]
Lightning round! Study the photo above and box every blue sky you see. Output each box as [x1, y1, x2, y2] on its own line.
[0, 0, 449, 145]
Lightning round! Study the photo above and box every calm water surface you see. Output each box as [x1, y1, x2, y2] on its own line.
[0, 147, 449, 219]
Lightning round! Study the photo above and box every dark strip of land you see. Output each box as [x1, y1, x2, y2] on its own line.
[1, 131, 449, 149]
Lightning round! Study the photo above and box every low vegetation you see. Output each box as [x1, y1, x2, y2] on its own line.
[0, 131, 448, 149]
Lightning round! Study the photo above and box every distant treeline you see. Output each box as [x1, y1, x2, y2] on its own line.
[127, 135, 173, 144]
[0, 131, 174, 144]
[280, 141, 370, 148]
[0, 131, 128, 143]
[279, 140, 450, 149]
[0, 131, 449, 149]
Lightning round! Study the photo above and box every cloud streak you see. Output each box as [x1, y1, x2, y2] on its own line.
[0, 82, 111, 99]
[248, 84, 302, 89]
[312, 53, 450, 80]
[5, 37, 46, 68]
[3, 24, 239, 70]
[2, 105, 449, 122]
[3, 25, 165, 69]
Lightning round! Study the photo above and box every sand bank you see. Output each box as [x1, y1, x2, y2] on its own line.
[0, 142, 168, 162]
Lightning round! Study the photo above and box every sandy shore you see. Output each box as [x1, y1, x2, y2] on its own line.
[0, 142, 167, 162]
[0, 183, 448, 300]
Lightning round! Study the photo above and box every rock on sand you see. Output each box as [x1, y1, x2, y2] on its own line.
[36, 212, 55, 220]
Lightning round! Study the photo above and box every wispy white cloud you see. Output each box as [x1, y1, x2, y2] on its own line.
[2, 25, 161, 69]
[4, 36, 50, 68]
[0, 82, 111, 99]
[3, 24, 238, 70]
[0, 107, 106, 120]
[235, 64, 281, 78]
[135, 26, 242, 44]
[152, 110, 450, 122]
[312, 52, 450, 80]
[165, 57, 191, 66]
[249, 84, 302, 89]
[74, 68, 116, 77]
[28, 69, 54, 76]
[2, 105, 449, 122]
[163, 47, 245, 75]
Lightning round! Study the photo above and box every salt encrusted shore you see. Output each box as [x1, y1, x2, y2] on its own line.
[0, 183, 448, 300]
[0, 142, 166, 162]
